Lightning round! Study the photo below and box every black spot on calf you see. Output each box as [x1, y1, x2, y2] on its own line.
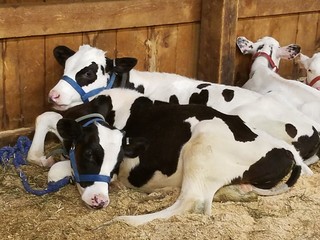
[241, 148, 295, 189]
[75, 62, 99, 87]
[189, 89, 209, 105]
[292, 127, 320, 159]
[285, 123, 297, 138]
[169, 95, 179, 104]
[222, 89, 234, 102]
[197, 83, 211, 89]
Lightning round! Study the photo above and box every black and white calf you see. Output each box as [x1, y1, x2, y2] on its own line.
[237, 36, 320, 125]
[49, 88, 311, 226]
[28, 44, 320, 166]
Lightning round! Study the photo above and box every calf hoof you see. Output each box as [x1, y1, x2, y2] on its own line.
[28, 155, 55, 168]
[48, 160, 71, 182]
[213, 185, 258, 202]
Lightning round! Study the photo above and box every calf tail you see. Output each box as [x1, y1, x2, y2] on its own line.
[251, 164, 302, 196]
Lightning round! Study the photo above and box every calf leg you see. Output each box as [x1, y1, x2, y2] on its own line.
[27, 111, 63, 167]
[108, 134, 225, 226]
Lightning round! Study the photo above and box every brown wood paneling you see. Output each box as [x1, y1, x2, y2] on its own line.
[83, 31, 117, 59]
[153, 25, 178, 74]
[116, 28, 149, 71]
[176, 23, 199, 78]
[0, 40, 3, 129]
[198, 0, 238, 84]
[19, 37, 45, 127]
[3, 39, 21, 129]
[0, 0, 201, 39]
[239, 0, 320, 18]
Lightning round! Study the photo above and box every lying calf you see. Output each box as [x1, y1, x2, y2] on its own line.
[238, 36, 320, 125]
[28, 44, 320, 167]
[49, 89, 311, 226]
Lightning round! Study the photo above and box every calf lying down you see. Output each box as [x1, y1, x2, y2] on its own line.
[48, 89, 311, 226]
[237, 36, 320, 125]
[28, 44, 320, 168]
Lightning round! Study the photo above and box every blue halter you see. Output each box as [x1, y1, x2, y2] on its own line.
[62, 72, 116, 103]
[69, 115, 111, 184]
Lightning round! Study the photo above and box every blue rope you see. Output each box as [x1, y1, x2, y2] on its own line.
[0, 136, 70, 196]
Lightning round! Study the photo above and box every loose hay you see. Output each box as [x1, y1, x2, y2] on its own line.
[1, 156, 320, 239]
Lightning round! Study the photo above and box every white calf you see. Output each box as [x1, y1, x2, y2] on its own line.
[298, 52, 320, 90]
[237, 36, 320, 125]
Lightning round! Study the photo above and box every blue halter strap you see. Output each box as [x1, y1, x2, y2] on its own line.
[62, 72, 116, 103]
[69, 114, 111, 184]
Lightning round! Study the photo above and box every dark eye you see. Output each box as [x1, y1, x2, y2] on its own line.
[84, 149, 93, 159]
[84, 71, 93, 78]
[308, 69, 312, 72]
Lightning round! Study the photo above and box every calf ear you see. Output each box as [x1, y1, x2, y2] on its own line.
[57, 119, 82, 141]
[106, 57, 138, 73]
[276, 44, 301, 60]
[236, 36, 256, 55]
[123, 137, 149, 158]
[53, 46, 76, 67]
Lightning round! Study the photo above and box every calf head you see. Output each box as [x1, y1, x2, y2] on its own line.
[57, 96, 148, 209]
[297, 53, 320, 87]
[237, 36, 301, 73]
[49, 45, 137, 111]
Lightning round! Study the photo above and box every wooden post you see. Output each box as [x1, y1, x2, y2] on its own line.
[197, 0, 238, 84]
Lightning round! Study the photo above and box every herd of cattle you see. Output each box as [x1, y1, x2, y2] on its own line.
[26, 36, 320, 226]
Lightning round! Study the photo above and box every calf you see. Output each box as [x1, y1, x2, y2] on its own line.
[237, 36, 320, 125]
[28, 45, 320, 166]
[50, 89, 311, 226]
[297, 52, 320, 90]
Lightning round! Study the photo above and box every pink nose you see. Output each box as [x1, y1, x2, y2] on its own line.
[48, 90, 60, 103]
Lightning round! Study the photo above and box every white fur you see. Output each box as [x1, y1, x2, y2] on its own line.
[238, 36, 320, 124]
[298, 52, 320, 89]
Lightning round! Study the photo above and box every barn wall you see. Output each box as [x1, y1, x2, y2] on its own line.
[0, 0, 319, 144]
[235, 0, 320, 86]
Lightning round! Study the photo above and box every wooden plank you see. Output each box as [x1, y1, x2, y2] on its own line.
[2, 39, 21, 130]
[175, 23, 200, 78]
[239, 0, 320, 18]
[152, 25, 178, 73]
[0, 40, 3, 130]
[0, 0, 201, 39]
[198, 0, 238, 84]
[116, 28, 148, 71]
[0, 127, 34, 147]
[83, 31, 117, 59]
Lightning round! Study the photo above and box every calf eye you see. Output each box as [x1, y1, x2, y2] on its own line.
[84, 149, 93, 158]
[308, 69, 312, 73]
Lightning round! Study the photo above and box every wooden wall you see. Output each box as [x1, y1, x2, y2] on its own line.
[0, 0, 319, 144]
[234, 0, 320, 86]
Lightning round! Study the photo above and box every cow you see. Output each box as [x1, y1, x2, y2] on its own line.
[237, 36, 320, 125]
[48, 89, 312, 226]
[27, 44, 320, 167]
[297, 52, 320, 90]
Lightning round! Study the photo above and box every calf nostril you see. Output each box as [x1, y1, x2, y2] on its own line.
[91, 195, 109, 209]
[48, 92, 60, 103]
